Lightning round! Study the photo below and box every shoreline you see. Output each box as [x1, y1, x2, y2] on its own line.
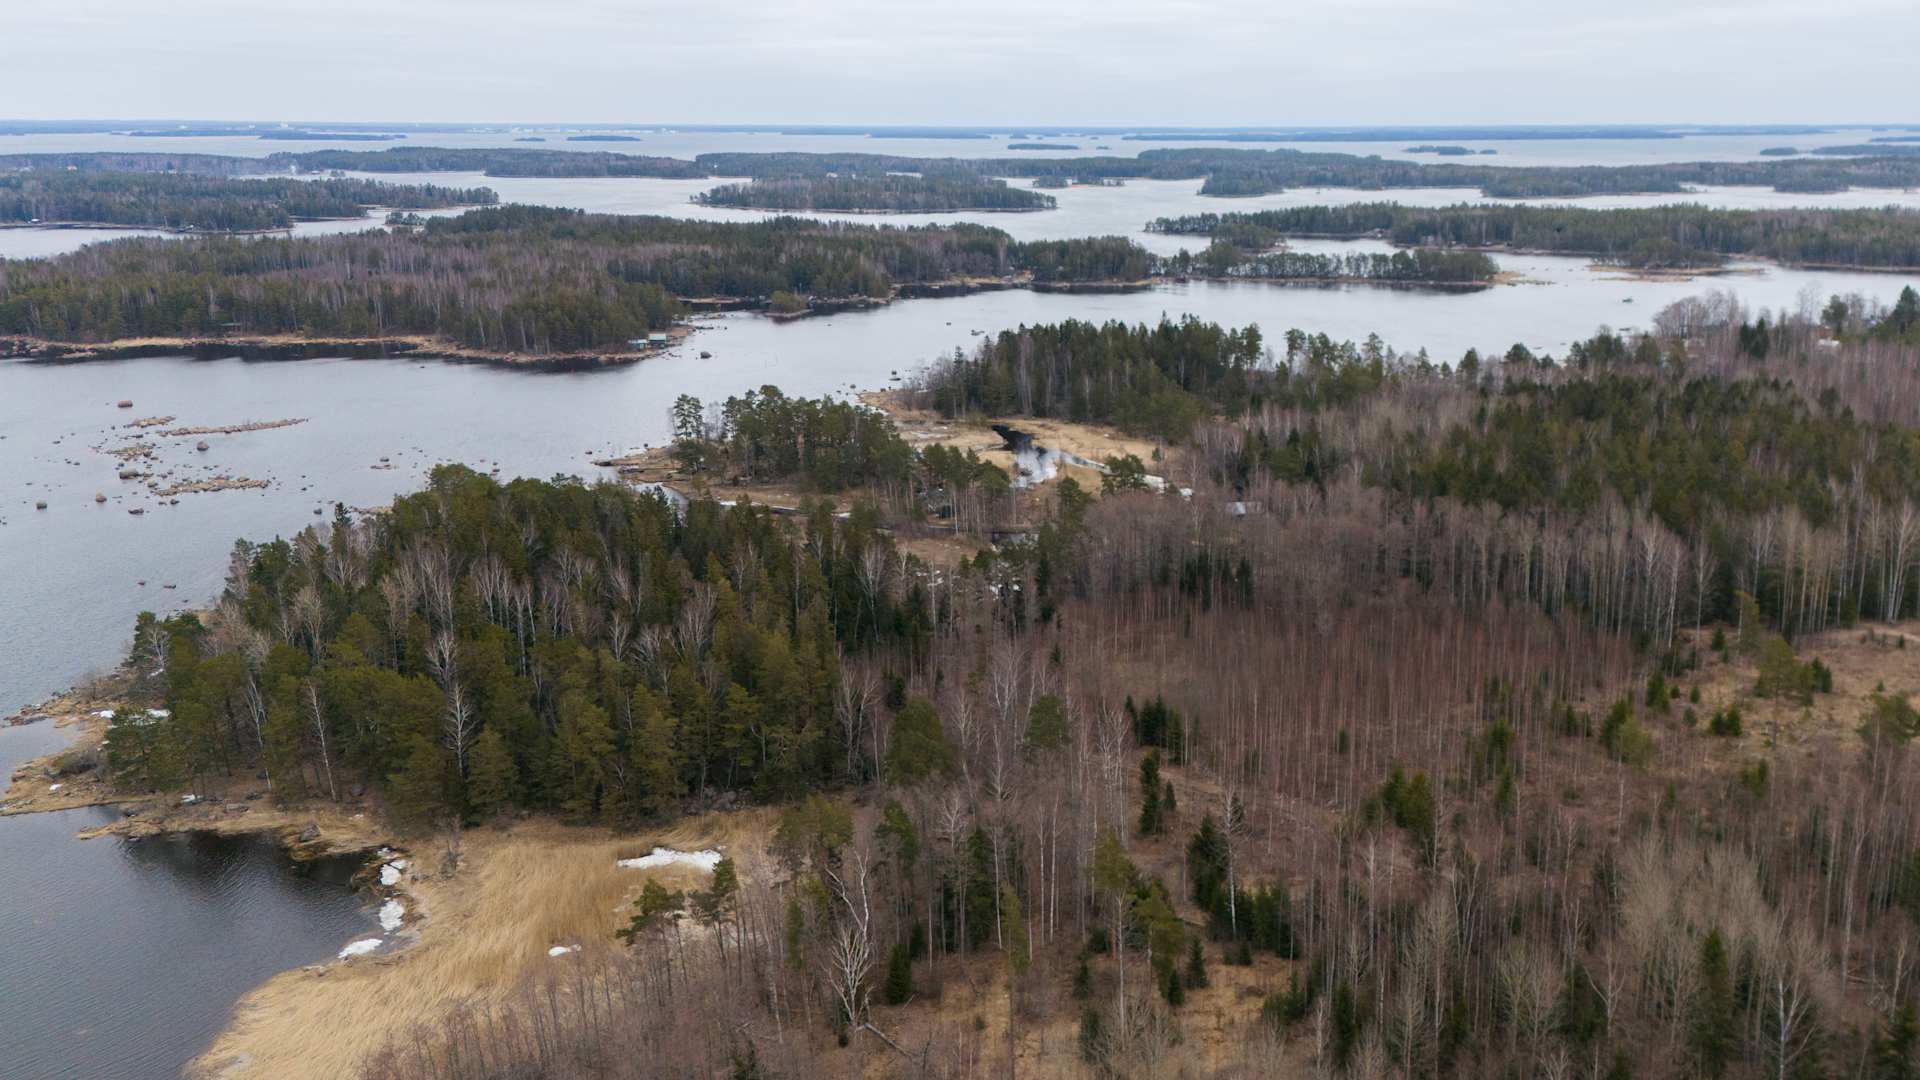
[4, 673, 748, 1080]
[0, 268, 1515, 367]
[0, 327, 690, 371]
[1151, 229, 1920, 275]
[0, 203, 494, 239]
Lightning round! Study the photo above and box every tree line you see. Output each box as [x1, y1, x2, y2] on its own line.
[910, 316, 1269, 440]
[21, 147, 1920, 199]
[0, 172, 493, 232]
[1150, 202, 1920, 269]
[105, 467, 932, 823]
[695, 172, 1056, 213]
[0, 207, 1148, 353]
[1165, 241, 1499, 283]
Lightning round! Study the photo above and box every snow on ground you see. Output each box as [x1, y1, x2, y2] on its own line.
[379, 859, 407, 886]
[548, 945, 579, 957]
[616, 847, 723, 872]
[379, 900, 404, 932]
[47, 783, 61, 792]
[338, 938, 382, 960]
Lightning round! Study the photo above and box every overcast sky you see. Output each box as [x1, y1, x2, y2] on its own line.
[9, 0, 1915, 126]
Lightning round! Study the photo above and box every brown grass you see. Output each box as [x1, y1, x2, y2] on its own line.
[192, 810, 772, 1080]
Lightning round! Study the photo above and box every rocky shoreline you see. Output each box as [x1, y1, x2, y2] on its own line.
[0, 330, 688, 371]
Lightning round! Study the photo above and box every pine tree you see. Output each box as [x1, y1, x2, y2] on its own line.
[886, 697, 954, 784]
[466, 726, 516, 817]
[1024, 694, 1068, 756]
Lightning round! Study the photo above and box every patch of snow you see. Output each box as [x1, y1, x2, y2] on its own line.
[338, 938, 382, 960]
[47, 783, 62, 792]
[94, 709, 116, 719]
[379, 900, 404, 932]
[548, 944, 579, 957]
[180, 793, 200, 805]
[146, 708, 170, 719]
[616, 847, 723, 873]
[379, 860, 406, 886]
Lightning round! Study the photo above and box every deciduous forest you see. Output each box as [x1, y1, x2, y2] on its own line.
[94, 290, 1920, 1079]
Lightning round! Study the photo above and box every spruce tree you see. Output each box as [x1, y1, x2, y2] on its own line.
[1871, 1003, 1918, 1080]
[1138, 751, 1164, 835]
[1692, 929, 1737, 1079]
[883, 942, 914, 1005]
[1185, 937, 1209, 989]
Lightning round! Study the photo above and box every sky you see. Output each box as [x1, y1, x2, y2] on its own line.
[6, 0, 1916, 127]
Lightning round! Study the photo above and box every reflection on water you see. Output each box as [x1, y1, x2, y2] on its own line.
[0, 725, 376, 1080]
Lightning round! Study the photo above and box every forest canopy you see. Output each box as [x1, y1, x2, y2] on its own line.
[17, 147, 1920, 199]
[695, 173, 1055, 213]
[0, 207, 1152, 353]
[0, 172, 494, 232]
[1149, 202, 1920, 269]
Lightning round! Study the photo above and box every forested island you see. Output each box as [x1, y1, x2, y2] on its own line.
[1150, 202, 1920, 269]
[256, 146, 712, 178]
[694, 173, 1057, 212]
[1167, 243, 1500, 286]
[19, 145, 1920, 198]
[65, 292, 1920, 1079]
[2, 201, 1513, 361]
[0, 207, 1147, 358]
[0, 172, 494, 232]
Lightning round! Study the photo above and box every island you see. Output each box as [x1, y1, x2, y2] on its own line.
[0, 172, 495, 232]
[693, 173, 1058, 212]
[0, 207, 1148, 364]
[1149, 202, 1920, 270]
[15, 146, 1920, 199]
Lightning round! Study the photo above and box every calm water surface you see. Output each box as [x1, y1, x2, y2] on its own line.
[8, 125, 1920, 260]
[2, 124, 1919, 1079]
[5, 253, 1917, 715]
[9, 128, 1907, 164]
[11, 173, 1919, 259]
[0, 721, 379, 1080]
